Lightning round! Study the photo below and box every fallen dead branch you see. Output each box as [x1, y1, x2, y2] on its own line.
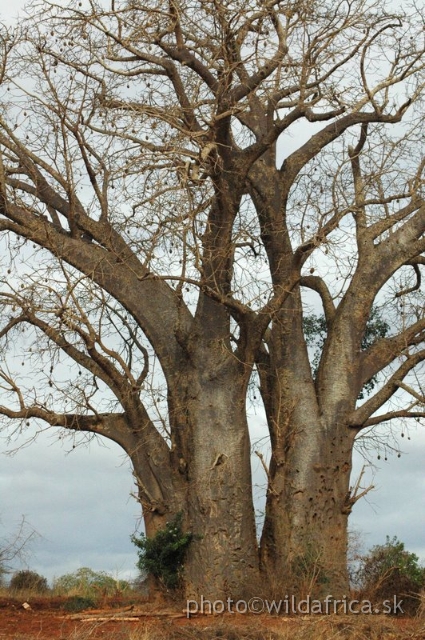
[68, 607, 186, 621]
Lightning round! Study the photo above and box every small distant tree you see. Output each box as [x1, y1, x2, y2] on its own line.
[9, 569, 48, 593]
[357, 536, 425, 614]
[53, 567, 129, 597]
[0, 517, 38, 580]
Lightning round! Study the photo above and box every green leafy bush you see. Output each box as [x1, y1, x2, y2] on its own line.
[132, 512, 194, 590]
[357, 536, 425, 615]
[53, 567, 129, 597]
[9, 569, 48, 593]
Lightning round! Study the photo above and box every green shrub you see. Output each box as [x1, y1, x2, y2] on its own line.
[132, 512, 194, 590]
[53, 567, 129, 597]
[9, 569, 48, 593]
[357, 536, 425, 615]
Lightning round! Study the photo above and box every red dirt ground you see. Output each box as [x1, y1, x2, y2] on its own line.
[0, 597, 424, 639]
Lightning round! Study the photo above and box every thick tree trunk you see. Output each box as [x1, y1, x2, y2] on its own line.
[258, 292, 356, 599]
[173, 350, 260, 601]
[123, 319, 261, 600]
[183, 374, 260, 601]
[131, 458, 185, 539]
[260, 418, 355, 599]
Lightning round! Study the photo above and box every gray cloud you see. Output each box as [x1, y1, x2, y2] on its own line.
[1, 429, 141, 583]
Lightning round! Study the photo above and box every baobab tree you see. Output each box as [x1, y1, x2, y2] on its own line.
[0, 0, 424, 600]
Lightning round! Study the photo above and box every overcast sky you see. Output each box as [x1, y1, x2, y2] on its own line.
[0, 429, 141, 582]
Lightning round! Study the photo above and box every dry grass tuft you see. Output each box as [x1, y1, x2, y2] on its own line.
[61, 616, 425, 640]
[416, 591, 425, 619]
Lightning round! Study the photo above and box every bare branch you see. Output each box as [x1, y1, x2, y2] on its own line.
[364, 410, 425, 427]
[349, 349, 425, 427]
[395, 263, 421, 298]
[300, 276, 335, 324]
[359, 318, 425, 386]
[395, 380, 425, 404]
[342, 465, 375, 514]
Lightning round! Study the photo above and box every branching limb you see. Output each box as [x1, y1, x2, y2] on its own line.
[255, 451, 278, 497]
[359, 318, 425, 386]
[342, 465, 374, 514]
[349, 349, 425, 427]
[395, 263, 421, 298]
[363, 410, 425, 428]
[395, 380, 425, 405]
[348, 122, 368, 236]
[280, 111, 403, 197]
[300, 276, 335, 324]
[0, 515, 39, 573]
